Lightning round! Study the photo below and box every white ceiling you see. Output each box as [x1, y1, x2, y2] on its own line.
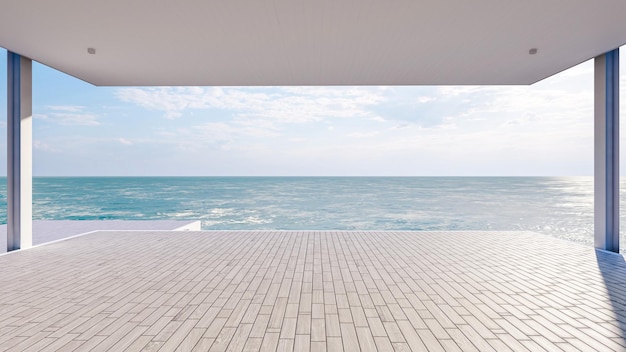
[0, 0, 625, 86]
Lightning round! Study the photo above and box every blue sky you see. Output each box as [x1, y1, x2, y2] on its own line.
[0, 47, 624, 176]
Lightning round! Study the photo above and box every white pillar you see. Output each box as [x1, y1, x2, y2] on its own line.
[7, 52, 32, 251]
[594, 49, 619, 253]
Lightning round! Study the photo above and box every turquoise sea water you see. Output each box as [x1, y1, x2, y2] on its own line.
[0, 177, 622, 251]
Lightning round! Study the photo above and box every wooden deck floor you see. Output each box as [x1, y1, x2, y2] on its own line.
[0, 231, 624, 351]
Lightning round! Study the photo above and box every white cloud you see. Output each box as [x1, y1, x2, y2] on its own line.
[37, 106, 100, 126]
[33, 140, 59, 152]
[115, 86, 387, 123]
[49, 70, 598, 175]
[50, 112, 100, 126]
[437, 86, 485, 97]
[416, 96, 434, 103]
[347, 131, 380, 138]
[115, 87, 210, 119]
[45, 105, 87, 112]
[34, 56, 613, 176]
[118, 138, 133, 145]
[151, 118, 283, 153]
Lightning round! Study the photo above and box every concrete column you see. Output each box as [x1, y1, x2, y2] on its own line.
[7, 52, 32, 251]
[594, 49, 619, 253]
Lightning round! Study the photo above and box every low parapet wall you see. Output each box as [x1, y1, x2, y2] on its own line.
[0, 220, 202, 253]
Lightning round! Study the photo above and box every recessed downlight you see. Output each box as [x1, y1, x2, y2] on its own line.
[87, 48, 96, 55]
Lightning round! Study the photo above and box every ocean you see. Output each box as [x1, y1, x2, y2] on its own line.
[0, 176, 622, 252]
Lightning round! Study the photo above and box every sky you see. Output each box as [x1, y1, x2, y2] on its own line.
[0, 47, 624, 176]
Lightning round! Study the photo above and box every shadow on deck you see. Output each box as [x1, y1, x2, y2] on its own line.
[596, 250, 626, 351]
